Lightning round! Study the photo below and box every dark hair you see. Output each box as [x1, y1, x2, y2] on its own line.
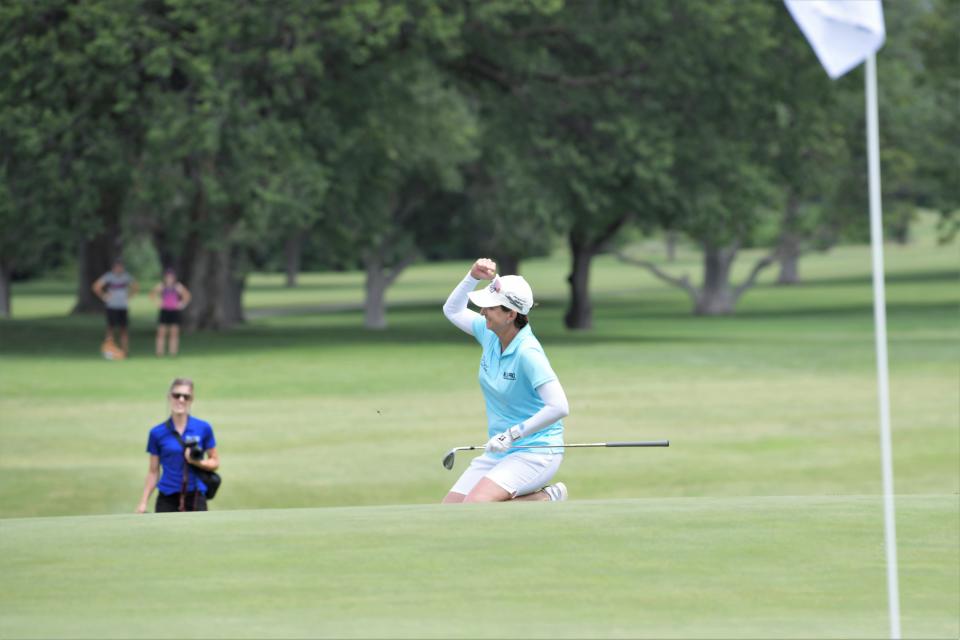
[500, 306, 529, 329]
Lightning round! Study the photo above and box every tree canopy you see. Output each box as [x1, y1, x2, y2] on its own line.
[2, 0, 955, 324]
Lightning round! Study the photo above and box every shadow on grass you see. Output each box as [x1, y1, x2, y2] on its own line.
[588, 294, 958, 322]
[735, 301, 958, 322]
[0, 271, 960, 359]
[0, 302, 733, 359]
[244, 280, 363, 293]
[795, 269, 959, 288]
[10, 281, 77, 297]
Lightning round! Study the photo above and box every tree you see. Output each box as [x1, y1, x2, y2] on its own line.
[314, 2, 481, 329]
[0, 1, 139, 316]
[8, 0, 953, 329]
[448, 124, 562, 278]
[614, 2, 786, 315]
[456, 0, 676, 329]
[250, 158, 329, 288]
[805, 0, 959, 253]
[446, 2, 571, 277]
[321, 61, 478, 329]
[910, 0, 959, 241]
[124, 0, 331, 329]
[764, 9, 850, 284]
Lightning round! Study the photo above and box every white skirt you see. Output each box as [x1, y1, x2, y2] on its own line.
[449, 451, 563, 497]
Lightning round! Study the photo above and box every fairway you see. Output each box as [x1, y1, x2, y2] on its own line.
[1, 228, 958, 638]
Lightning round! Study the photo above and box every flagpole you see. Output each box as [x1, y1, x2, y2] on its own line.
[865, 52, 902, 640]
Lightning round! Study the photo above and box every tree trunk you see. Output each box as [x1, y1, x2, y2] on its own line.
[361, 238, 417, 330]
[225, 245, 246, 326]
[152, 228, 175, 272]
[776, 233, 801, 285]
[890, 213, 910, 245]
[666, 230, 678, 262]
[776, 195, 802, 285]
[364, 259, 389, 330]
[164, 157, 246, 331]
[497, 254, 521, 277]
[0, 262, 11, 318]
[563, 215, 631, 330]
[284, 232, 302, 288]
[564, 235, 594, 330]
[182, 243, 244, 330]
[72, 232, 121, 314]
[72, 187, 123, 314]
[695, 243, 737, 315]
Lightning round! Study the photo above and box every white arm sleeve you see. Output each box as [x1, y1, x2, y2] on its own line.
[518, 379, 570, 437]
[443, 272, 480, 335]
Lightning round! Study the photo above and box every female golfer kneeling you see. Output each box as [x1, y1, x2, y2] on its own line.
[442, 258, 569, 503]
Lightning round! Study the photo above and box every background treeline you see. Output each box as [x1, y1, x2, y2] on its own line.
[1, 0, 956, 329]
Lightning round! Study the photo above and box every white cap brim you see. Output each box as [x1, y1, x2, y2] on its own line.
[468, 289, 513, 311]
[469, 289, 532, 314]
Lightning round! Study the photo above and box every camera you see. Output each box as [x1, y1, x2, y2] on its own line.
[183, 435, 205, 461]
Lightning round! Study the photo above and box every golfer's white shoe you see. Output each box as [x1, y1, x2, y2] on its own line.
[543, 482, 568, 502]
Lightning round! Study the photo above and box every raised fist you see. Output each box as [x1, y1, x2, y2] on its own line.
[470, 258, 497, 281]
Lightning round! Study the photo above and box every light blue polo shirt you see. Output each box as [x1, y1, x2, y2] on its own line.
[472, 315, 564, 458]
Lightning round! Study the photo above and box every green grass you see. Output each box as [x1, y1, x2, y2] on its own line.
[0, 223, 957, 638]
[0, 496, 956, 639]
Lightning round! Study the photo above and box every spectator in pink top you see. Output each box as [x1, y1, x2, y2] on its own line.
[149, 268, 192, 357]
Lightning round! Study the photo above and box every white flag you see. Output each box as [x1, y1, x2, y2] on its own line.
[784, 0, 885, 78]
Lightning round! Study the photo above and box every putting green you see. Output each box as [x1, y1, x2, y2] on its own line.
[1, 495, 956, 639]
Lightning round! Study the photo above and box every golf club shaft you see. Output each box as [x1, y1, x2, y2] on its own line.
[459, 440, 669, 451]
[443, 440, 669, 469]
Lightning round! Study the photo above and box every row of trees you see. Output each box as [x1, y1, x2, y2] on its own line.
[2, 0, 956, 328]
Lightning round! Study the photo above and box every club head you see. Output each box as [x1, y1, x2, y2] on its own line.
[442, 449, 456, 470]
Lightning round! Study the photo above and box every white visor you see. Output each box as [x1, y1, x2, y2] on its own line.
[468, 274, 533, 315]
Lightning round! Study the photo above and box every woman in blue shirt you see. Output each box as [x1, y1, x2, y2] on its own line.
[136, 378, 220, 513]
[442, 258, 570, 503]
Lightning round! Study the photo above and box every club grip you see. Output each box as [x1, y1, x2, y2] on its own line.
[605, 441, 670, 447]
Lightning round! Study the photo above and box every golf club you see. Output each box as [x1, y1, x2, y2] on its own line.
[441, 440, 670, 470]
